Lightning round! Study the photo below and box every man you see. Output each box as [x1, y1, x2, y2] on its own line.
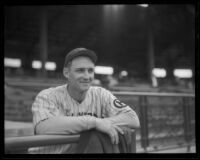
[29, 48, 140, 154]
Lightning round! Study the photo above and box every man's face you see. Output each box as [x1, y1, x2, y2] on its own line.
[64, 56, 95, 92]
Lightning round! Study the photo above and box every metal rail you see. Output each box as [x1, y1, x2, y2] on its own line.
[5, 131, 136, 154]
[113, 91, 195, 97]
[5, 134, 80, 149]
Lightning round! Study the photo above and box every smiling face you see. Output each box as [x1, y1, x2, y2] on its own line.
[63, 56, 95, 93]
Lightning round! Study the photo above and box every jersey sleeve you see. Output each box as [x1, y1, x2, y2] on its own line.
[31, 90, 60, 128]
[100, 88, 133, 117]
[32, 89, 97, 135]
[100, 88, 140, 128]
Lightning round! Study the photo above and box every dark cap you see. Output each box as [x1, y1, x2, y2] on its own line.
[64, 48, 97, 67]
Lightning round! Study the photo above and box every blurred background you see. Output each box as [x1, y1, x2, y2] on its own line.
[4, 4, 196, 153]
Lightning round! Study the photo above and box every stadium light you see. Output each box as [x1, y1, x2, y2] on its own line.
[32, 61, 56, 71]
[95, 66, 114, 75]
[4, 58, 21, 68]
[173, 69, 193, 78]
[45, 62, 56, 71]
[32, 60, 42, 69]
[138, 4, 149, 7]
[152, 68, 166, 78]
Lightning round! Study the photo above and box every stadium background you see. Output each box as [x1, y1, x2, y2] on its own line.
[4, 4, 196, 153]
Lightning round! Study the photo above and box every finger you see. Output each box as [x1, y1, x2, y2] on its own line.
[110, 129, 118, 145]
[115, 133, 119, 145]
[114, 125, 124, 135]
[110, 133, 115, 144]
[109, 129, 114, 144]
[112, 128, 119, 145]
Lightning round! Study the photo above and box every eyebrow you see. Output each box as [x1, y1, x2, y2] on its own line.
[75, 67, 94, 69]
[74, 67, 94, 70]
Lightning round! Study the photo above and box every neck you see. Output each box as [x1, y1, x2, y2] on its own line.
[67, 85, 87, 103]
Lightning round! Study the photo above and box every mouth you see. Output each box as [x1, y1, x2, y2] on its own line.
[80, 82, 90, 85]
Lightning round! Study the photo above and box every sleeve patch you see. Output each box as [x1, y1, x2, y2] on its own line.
[113, 99, 127, 109]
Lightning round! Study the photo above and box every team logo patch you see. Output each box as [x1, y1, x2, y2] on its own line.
[113, 99, 127, 108]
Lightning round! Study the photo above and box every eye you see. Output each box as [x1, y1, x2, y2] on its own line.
[88, 68, 94, 73]
[76, 68, 85, 72]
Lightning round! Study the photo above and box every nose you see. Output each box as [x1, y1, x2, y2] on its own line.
[83, 70, 93, 80]
[83, 70, 90, 78]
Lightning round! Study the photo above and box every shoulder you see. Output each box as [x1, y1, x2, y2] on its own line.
[89, 86, 113, 97]
[89, 86, 107, 93]
[37, 84, 66, 98]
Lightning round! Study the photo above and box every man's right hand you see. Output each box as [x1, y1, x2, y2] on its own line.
[95, 118, 124, 145]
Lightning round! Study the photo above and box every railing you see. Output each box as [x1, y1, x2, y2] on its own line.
[5, 87, 195, 153]
[113, 91, 195, 152]
[5, 134, 80, 154]
[5, 131, 136, 154]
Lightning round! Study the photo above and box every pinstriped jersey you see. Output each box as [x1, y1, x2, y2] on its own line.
[29, 84, 135, 154]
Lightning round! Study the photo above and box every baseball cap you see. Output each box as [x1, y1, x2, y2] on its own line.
[64, 48, 97, 67]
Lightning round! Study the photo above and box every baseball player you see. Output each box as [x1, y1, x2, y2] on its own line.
[28, 48, 140, 154]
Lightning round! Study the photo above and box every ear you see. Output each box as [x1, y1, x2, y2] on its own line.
[63, 68, 69, 79]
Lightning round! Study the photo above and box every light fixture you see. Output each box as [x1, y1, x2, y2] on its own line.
[32, 60, 42, 69]
[4, 58, 21, 68]
[95, 66, 114, 75]
[173, 69, 193, 78]
[152, 68, 166, 78]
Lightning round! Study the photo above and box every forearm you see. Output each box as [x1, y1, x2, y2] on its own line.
[104, 111, 140, 129]
[35, 115, 96, 135]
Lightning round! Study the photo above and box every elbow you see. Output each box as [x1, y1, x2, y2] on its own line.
[130, 112, 140, 129]
[132, 116, 140, 129]
[135, 118, 140, 128]
[35, 123, 46, 135]
[35, 120, 50, 135]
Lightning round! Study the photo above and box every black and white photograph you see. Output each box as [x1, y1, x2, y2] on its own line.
[4, 4, 197, 156]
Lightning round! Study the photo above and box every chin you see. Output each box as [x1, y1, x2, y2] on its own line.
[80, 86, 90, 92]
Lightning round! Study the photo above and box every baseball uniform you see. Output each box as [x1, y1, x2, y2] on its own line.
[28, 84, 139, 154]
